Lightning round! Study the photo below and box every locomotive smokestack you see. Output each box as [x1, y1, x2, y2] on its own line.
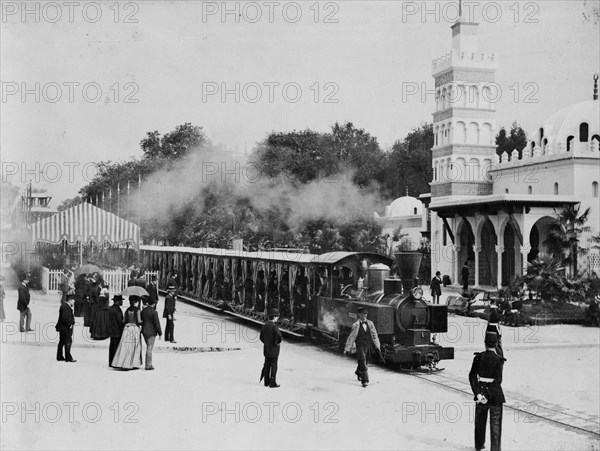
[394, 252, 422, 293]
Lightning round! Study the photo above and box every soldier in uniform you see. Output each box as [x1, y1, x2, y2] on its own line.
[469, 331, 506, 451]
[344, 307, 381, 387]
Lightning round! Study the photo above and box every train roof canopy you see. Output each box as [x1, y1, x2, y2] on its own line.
[140, 245, 318, 264]
[310, 252, 394, 266]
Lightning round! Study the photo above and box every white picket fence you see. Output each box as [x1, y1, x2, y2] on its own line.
[41, 267, 158, 298]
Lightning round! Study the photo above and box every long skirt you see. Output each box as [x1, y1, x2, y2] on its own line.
[74, 297, 85, 317]
[92, 310, 110, 340]
[87, 303, 99, 333]
[111, 324, 143, 369]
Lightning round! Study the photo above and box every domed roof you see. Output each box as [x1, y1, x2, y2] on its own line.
[532, 99, 599, 146]
[385, 196, 422, 217]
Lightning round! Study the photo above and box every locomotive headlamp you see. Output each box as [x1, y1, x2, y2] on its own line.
[412, 287, 423, 299]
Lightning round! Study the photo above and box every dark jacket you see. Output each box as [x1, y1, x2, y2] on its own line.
[108, 304, 124, 337]
[259, 320, 282, 358]
[55, 302, 75, 333]
[163, 294, 176, 318]
[430, 276, 442, 295]
[469, 350, 506, 405]
[134, 277, 147, 288]
[146, 282, 158, 303]
[141, 306, 162, 337]
[17, 284, 30, 311]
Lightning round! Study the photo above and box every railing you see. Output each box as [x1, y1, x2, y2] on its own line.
[41, 267, 62, 295]
[41, 267, 159, 298]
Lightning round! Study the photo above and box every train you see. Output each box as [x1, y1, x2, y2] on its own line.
[139, 245, 454, 370]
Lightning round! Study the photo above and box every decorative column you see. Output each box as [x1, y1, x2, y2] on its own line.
[495, 245, 504, 289]
[452, 244, 460, 286]
[473, 243, 481, 287]
[520, 243, 531, 277]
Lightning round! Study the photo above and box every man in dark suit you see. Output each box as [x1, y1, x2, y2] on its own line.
[259, 308, 283, 388]
[146, 275, 159, 310]
[141, 299, 162, 370]
[108, 294, 124, 367]
[163, 286, 177, 343]
[17, 277, 33, 332]
[55, 297, 76, 362]
[430, 271, 442, 304]
[469, 331, 506, 451]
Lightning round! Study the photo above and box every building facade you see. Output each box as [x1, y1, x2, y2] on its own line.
[426, 19, 600, 289]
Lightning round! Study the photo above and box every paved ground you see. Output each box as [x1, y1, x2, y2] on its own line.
[1, 288, 599, 450]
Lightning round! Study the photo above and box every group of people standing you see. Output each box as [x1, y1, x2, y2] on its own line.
[52, 265, 177, 371]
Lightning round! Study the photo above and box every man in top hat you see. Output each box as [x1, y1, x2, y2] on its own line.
[17, 275, 33, 332]
[108, 294, 124, 367]
[344, 307, 381, 387]
[163, 286, 177, 343]
[469, 331, 506, 451]
[260, 308, 283, 388]
[141, 298, 162, 370]
[430, 271, 443, 304]
[55, 296, 76, 362]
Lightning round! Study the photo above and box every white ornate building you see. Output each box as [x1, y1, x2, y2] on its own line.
[426, 19, 600, 288]
[375, 195, 425, 251]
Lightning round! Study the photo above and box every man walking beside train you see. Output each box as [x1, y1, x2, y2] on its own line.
[344, 307, 381, 387]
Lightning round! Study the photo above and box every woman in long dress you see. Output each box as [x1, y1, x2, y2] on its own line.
[111, 297, 143, 370]
[92, 285, 110, 340]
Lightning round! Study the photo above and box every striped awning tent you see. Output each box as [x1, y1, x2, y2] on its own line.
[31, 202, 139, 247]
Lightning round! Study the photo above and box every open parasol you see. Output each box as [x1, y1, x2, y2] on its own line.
[74, 264, 102, 277]
[120, 286, 149, 297]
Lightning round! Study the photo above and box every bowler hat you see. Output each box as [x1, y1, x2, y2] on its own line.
[484, 331, 498, 347]
[358, 307, 368, 314]
[112, 294, 124, 301]
[167, 285, 176, 291]
[267, 308, 279, 317]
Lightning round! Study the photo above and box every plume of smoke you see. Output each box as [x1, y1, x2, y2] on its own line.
[128, 145, 386, 236]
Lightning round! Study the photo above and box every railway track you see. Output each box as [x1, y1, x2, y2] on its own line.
[174, 291, 600, 438]
[411, 368, 600, 438]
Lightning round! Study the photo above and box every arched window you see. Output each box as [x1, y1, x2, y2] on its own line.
[567, 136, 574, 152]
[593, 182, 599, 198]
[542, 138, 548, 154]
[530, 141, 535, 156]
[554, 183, 559, 195]
[413, 207, 418, 215]
[539, 127, 544, 145]
[505, 188, 509, 194]
[592, 135, 600, 149]
[528, 186, 532, 194]
[580, 123, 589, 142]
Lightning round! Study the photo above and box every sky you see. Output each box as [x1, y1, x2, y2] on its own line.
[1, 0, 599, 205]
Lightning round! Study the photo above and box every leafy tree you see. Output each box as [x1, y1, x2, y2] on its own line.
[141, 123, 207, 161]
[545, 204, 591, 276]
[496, 121, 527, 158]
[252, 122, 385, 186]
[57, 196, 83, 211]
[382, 123, 433, 198]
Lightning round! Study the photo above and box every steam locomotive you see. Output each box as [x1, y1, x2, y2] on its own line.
[139, 246, 454, 370]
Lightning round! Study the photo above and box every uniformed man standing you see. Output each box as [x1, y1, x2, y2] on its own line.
[163, 286, 177, 343]
[344, 307, 381, 387]
[469, 331, 506, 451]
